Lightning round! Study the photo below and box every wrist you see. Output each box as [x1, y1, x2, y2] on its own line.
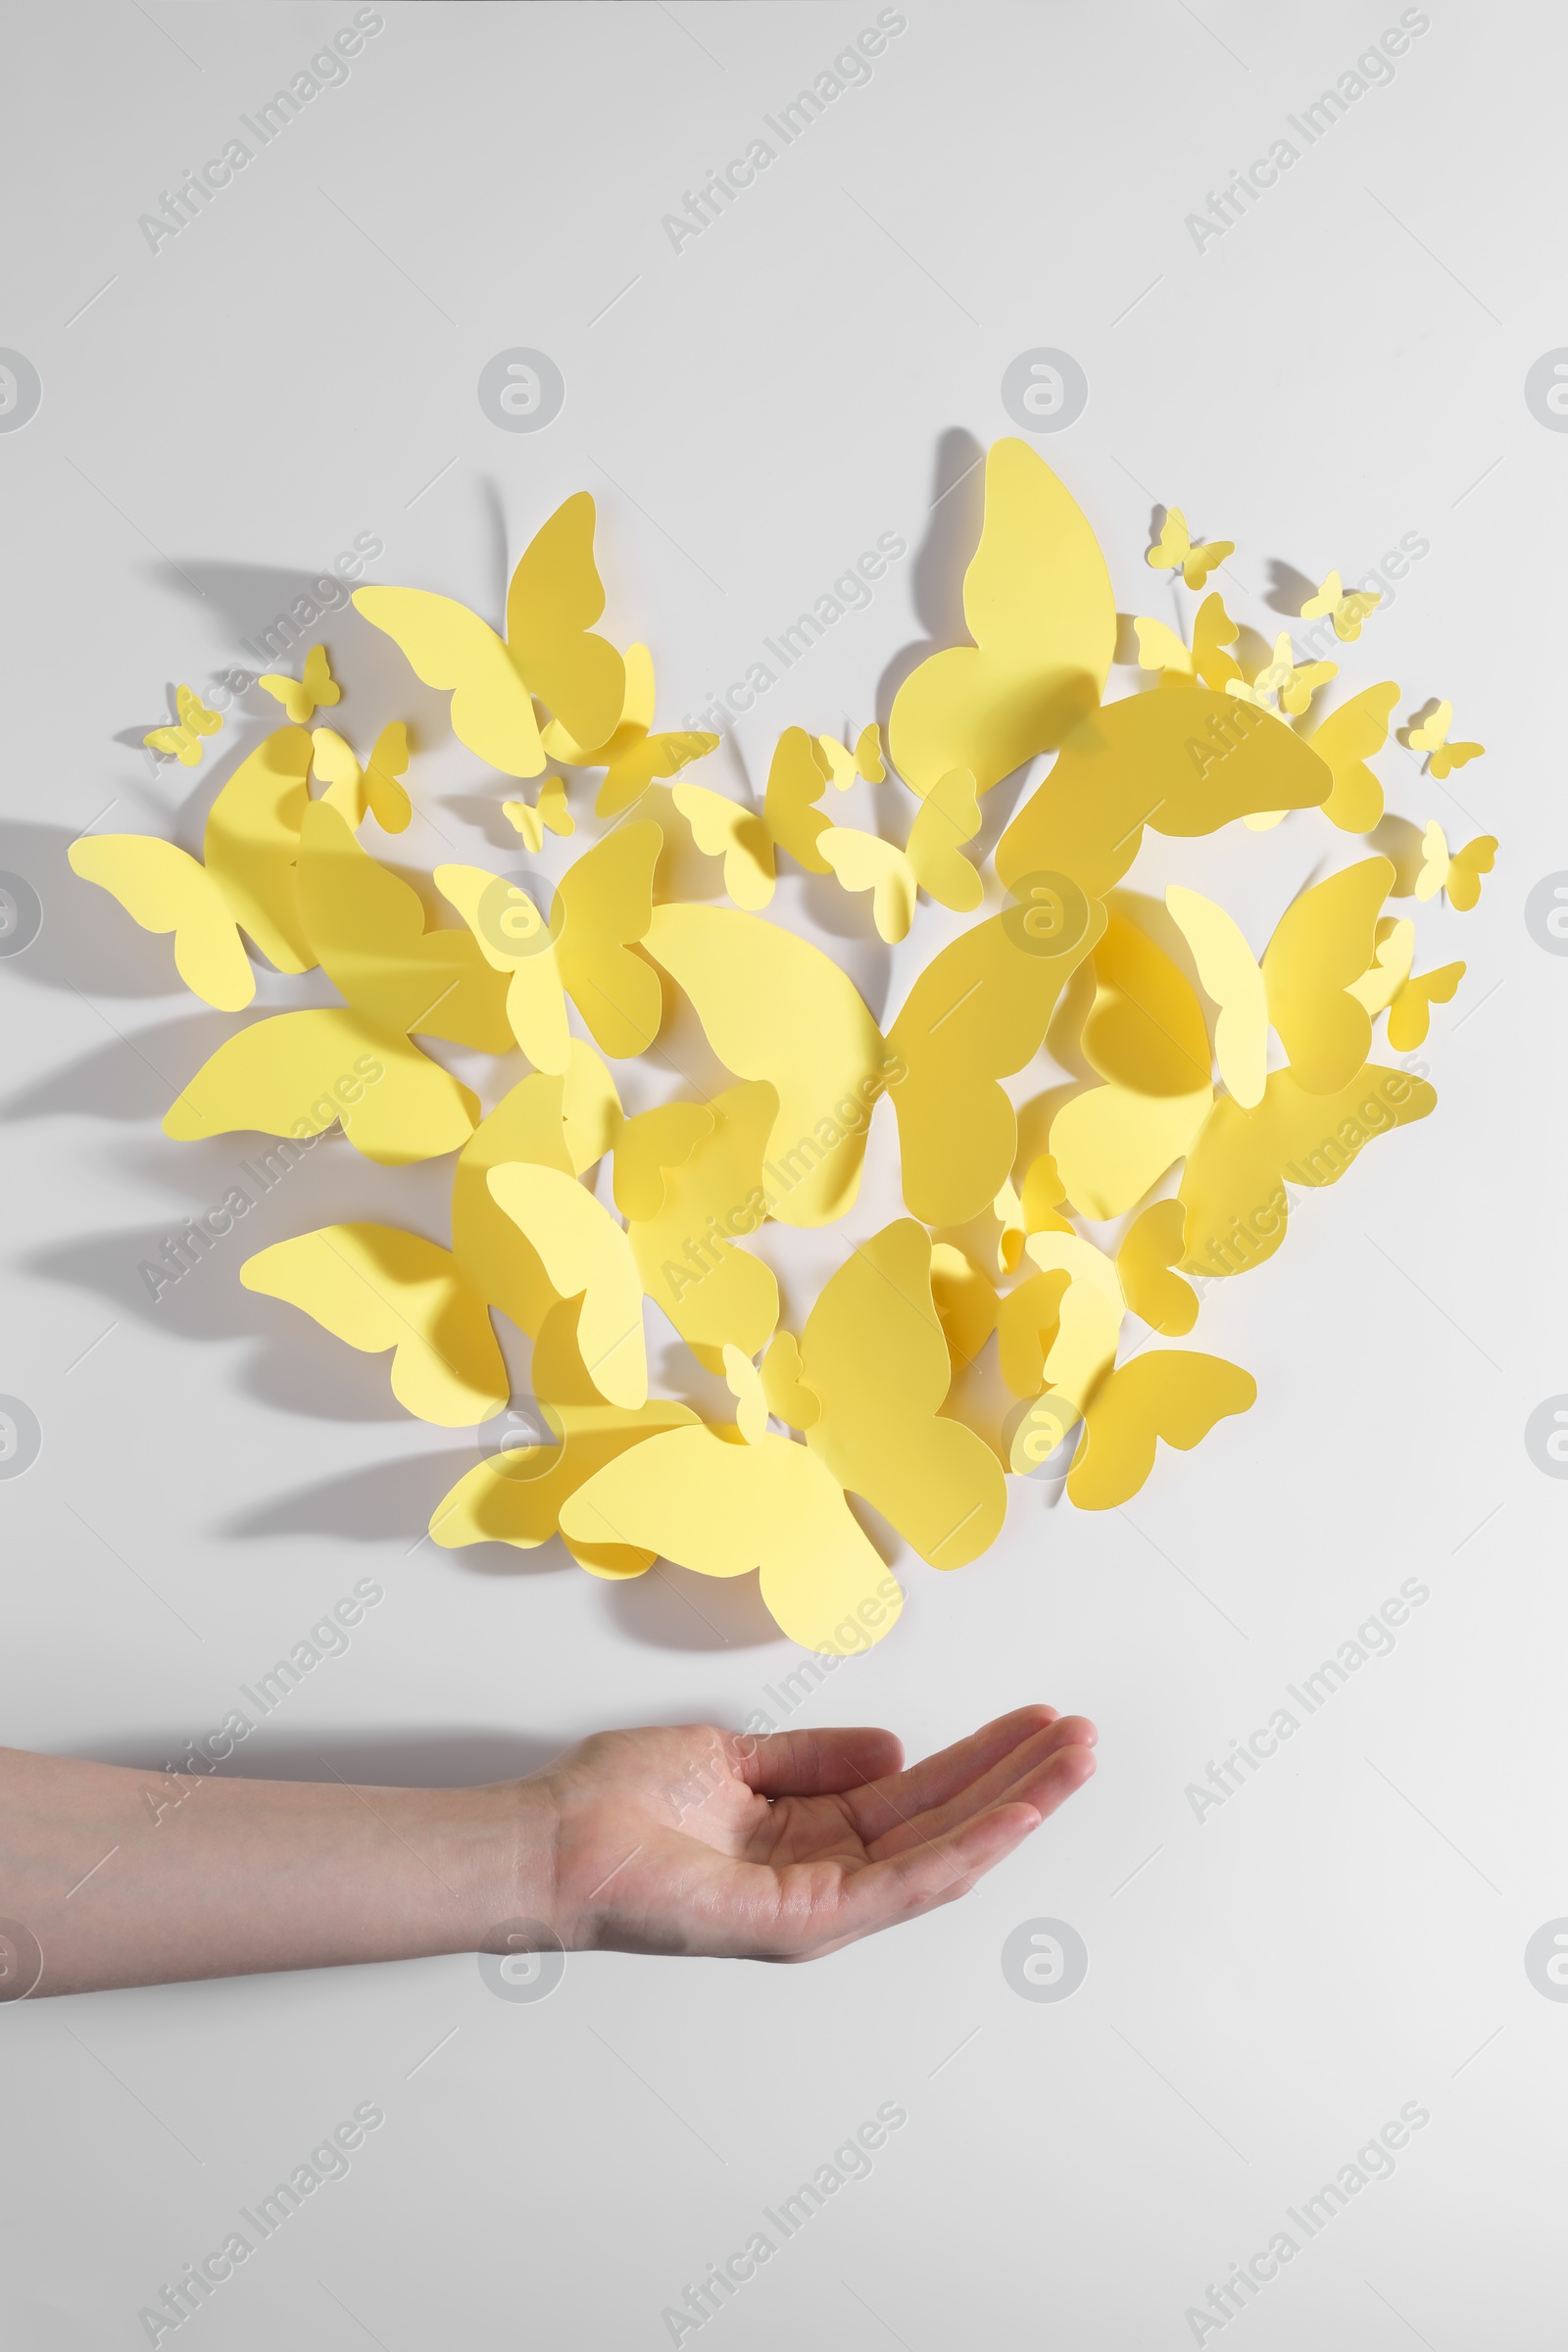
[457, 1776, 562, 1953]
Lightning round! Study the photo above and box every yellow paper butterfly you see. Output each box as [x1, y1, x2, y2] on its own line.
[814, 724, 886, 788]
[1064, 1350, 1255, 1510]
[503, 775, 574, 853]
[354, 494, 624, 779]
[540, 641, 716, 814]
[311, 722, 413, 832]
[259, 645, 340, 725]
[1414, 821, 1495, 911]
[818, 767, 983, 941]
[1147, 508, 1234, 590]
[888, 437, 1116, 794]
[69, 726, 318, 1008]
[1301, 570, 1381, 641]
[763, 726, 832, 872]
[143, 685, 223, 766]
[1133, 614, 1196, 683]
[487, 1161, 648, 1408]
[1298, 681, 1400, 834]
[1407, 699, 1485, 779]
[1227, 633, 1338, 718]
[561, 1221, 1004, 1652]
[819, 827, 915, 943]
[1166, 858, 1395, 1108]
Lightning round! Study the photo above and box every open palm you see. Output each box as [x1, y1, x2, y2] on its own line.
[522, 1706, 1097, 1962]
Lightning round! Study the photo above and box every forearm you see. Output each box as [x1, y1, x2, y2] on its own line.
[0, 1747, 554, 1997]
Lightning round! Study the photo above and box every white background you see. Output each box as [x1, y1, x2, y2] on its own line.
[2, 3, 1564, 2345]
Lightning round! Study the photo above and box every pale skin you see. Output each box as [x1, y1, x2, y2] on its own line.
[0, 1706, 1095, 1997]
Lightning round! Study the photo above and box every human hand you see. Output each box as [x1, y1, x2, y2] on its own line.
[507, 1705, 1097, 1963]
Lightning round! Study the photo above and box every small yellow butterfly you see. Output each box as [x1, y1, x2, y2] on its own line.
[1348, 918, 1465, 1050]
[1414, 821, 1495, 912]
[1226, 633, 1338, 718]
[1407, 699, 1485, 779]
[1300, 571, 1381, 642]
[260, 643, 340, 724]
[1147, 508, 1234, 590]
[311, 722, 413, 832]
[502, 776, 574, 853]
[143, 685, 223, 766]
[813, 724, 886, 788]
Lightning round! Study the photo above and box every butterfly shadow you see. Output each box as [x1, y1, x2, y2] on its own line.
[602, 1560, 784, 1652]
[872, 426, 987, 735]
[0, 1006, 240, 1123]
[1261, 560, 1321, 619]
[221, 1446, 502, 1544]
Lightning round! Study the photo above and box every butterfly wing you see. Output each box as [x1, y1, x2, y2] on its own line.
[431, 1390, 701, 1572]
[1066, 1350, 1256, 1508]
[800, 1219, 1006, 1566]
[1133, 615, 1196, 682]
[597, 728, 717, 818]
[301, 645, 339, 715]
[504, 492, 625, 751]
[1259, 857, 1394, 1094]
[1115, 1200, 1198, 1336]
[163, 1006, 478, 1164]
[819, 827, 916, 942]
[854, 723, 886, 782]
[297, 801, 512, 1050]
[1165, 885, 1267, 1107]
[353, 585, 546, 777]
[553, 820, 663, 1057]
[612, 1102, 715, 1220]
[561, 1423, 901, 1654]
[627, 1081, 780, 1371]
[1304, 681, 1398, 832]
[642, 902, 886, 1227]
[1300, 571, 1343, 620]
[175, 686, 223, 737]
[1147, 509, 1191, 572]
[1387, 959, 1464, 1050]
[1182, 537, 1234, 590]
[451, 1072, 576, 1339]
[68, 835, 253, 1010]
[258, 673, 312, 723]
[1407, 699, 1451, 754]
[906, 767, 983, 912]
[1413, 821, 1450, 903]
[886, 901, 1106, 1227]
[997, 689, 1332, 902]
[1446, 835, 1496, 912]
[241, 1223, 506, 1426]
[486, 1161, 647, 1408]
[888, 438, 1116, 795]
[1333, 589, 1380, 641]
[672, 782, 775, 909]
[361, 722, 412, 831]
[763, 726, 832, 872]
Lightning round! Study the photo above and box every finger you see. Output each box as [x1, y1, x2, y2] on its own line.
[735, 1725, 904, 1798]
[801, 1797, 1054, 1953]
[865, 1716, 1097, 1858]
[844, 1705, 1062, 1842]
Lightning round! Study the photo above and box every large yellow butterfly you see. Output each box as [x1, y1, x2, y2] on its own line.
[354, 494, 624, 778]
[1414, 821, 1495, 911]
[1407, 699, 1485, 779]
[540, 643, 717, 815]
[143, 685, 223, 766]
[888, 437, 1116, 795]
[1301, 570, 1381, 641]
[561, 1221, 1004, 1652]
[1147, 507, 1234, 590]
[1166, 858, 1396, 1107]
[69, 727, 317, 1007]
[259, 644, 340, 725]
